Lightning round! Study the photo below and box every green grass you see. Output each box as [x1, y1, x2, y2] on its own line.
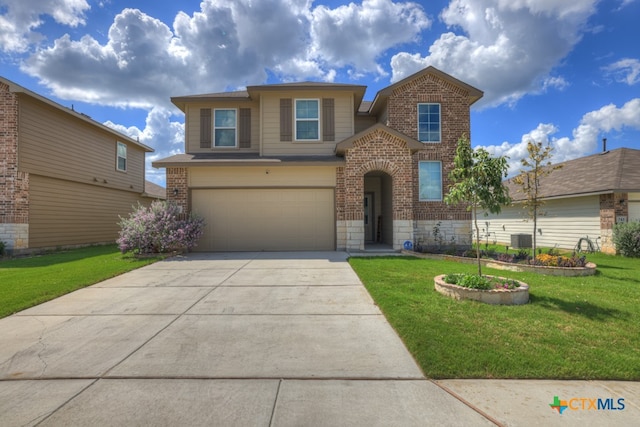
[0, 245, 161, 318]
[349, 252, 640, 380]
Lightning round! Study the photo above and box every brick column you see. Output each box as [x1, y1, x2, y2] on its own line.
[166, 167, 188, 214]
[1, 82, 29, 251]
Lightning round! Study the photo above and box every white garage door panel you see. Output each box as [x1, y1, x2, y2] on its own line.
[192, 189, 335, 251]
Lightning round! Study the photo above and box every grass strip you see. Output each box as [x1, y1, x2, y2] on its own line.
[0, 245, 161, 318]
[349, 252, 640, 380]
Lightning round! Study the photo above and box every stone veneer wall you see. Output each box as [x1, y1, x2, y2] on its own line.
[413, 219, 472, 248]
[1, 82, 30, 251]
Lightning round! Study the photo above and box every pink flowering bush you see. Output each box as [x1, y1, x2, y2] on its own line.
[117, 201, 205, 254]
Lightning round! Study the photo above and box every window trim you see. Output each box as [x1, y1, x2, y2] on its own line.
[418, 160, 443, 201]
[213, 108, 238, 148]
[294, 98, 320, 141]
[417, 103, 441, 143]
[116, 141, 127, 172]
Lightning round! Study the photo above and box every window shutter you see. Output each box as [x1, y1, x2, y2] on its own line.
[280, 98, 292, 141]
[200, 108, 212, 148]
[322, 98, 335, 141]
[239, 108, 251, 148]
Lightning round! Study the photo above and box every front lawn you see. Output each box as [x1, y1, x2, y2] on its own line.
[349, 253, 640, 380]
[0, 245, 160, 318]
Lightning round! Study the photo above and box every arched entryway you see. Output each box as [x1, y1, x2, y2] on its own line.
[364, 171, 393, 249]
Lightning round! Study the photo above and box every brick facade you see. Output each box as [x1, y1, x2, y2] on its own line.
[1, 82, 30, 250]
[336, 72, 473, 250]
[386, 71, 471, 222]
[599, 193, 628, 254]
[166, 167, 189, 213]
[341, 128, 414, 221]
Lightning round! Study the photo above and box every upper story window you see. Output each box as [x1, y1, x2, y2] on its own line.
[116, 142, 127, 172]
[418, 160, 442, 201]
[418, 103, 441, 143]
[214, 109, 237, 147]
[295, 99, 319, 140]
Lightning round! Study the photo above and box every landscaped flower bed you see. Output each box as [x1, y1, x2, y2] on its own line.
[434, 274, 529, 305]
[404, 250, 597, 277]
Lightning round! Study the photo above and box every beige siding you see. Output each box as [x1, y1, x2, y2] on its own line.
[355, 115, 377, 134]
[18, 96, 145, 193]
[192, 188, 335, 251]
[189, 166, 337, 188]
[261, 90, 354, 155]
[629, 192, 640, 222]
[485, 196, 601, 250]
[29, 174, 146, 248]
[185, 101, 260, 153]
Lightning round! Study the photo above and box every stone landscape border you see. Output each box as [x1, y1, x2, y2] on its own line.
[402, 250, 597, 277]
[434, 274, 529, 305]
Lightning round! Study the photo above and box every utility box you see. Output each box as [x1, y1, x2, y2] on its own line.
[511, 234, 532, 249]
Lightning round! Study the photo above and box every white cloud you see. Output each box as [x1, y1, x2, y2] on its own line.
[391, 0, 597, 107]
[604, 58, 640, 85]
[542, 76, 569, 91]
[310, 0, 430, 73]
[482, 99, 640, 174]
[104, 107, 185, 186]
[22, 0, 432, 110]
[0, 0, 89, 52]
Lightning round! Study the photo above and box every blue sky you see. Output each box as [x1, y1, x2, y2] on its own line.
[1, 0, 639, 186]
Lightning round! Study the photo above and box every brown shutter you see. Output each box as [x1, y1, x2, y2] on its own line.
[322, 98, 335, 141]
[200, 108, 212, 148]
[239, 108, 251, 148]
[280, 98, 292, 141]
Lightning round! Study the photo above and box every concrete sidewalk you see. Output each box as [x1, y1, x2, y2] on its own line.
[0, 252, 637, 426]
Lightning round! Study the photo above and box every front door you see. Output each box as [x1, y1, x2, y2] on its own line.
[364, 192, 374, 242]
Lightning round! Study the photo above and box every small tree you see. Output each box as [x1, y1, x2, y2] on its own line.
[512, 141, 562, 257]
[445, 135, 511, 275]
[117, 201, 205, 255]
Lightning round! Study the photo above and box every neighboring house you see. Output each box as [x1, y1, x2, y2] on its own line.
[153, 66, 483, 251]
[0, 76, 162, 254]
[484, 147, 640, 254]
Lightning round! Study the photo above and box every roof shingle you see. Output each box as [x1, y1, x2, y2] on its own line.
[506, 147, 640, 200]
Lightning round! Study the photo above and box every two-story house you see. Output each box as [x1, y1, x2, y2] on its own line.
[0, 77, 162, 254]
[153, 66, 483, 251]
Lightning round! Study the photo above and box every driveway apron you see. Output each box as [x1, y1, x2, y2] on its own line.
[0, 252, 492, 426]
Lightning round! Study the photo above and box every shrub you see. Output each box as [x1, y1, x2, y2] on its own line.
[0, 240, 5, 256]
[613, 221, 640, 258]
[443, 273, 520, 290]
[117, 201, 205, 255]
[444, 273, 492, 290]
[496, 253, 515, 263]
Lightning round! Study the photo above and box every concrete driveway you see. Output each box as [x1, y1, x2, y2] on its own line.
[2, 252, 638, 426]
[0, 251, 491, 426]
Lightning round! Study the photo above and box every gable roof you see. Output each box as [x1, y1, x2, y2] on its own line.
[368, 66, 483, 115]
[506, 147, 640, 201]
[0, 76, 153, 152]
[335, 123, 425, 155]
[169, 66, 481, 117]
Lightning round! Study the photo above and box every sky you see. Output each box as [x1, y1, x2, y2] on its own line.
[1, 0, 639, 186]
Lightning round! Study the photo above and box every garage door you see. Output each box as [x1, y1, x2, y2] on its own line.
[192, 188, 335, 251]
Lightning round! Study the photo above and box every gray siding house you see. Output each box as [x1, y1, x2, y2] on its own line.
[485, 147, 640, 253]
